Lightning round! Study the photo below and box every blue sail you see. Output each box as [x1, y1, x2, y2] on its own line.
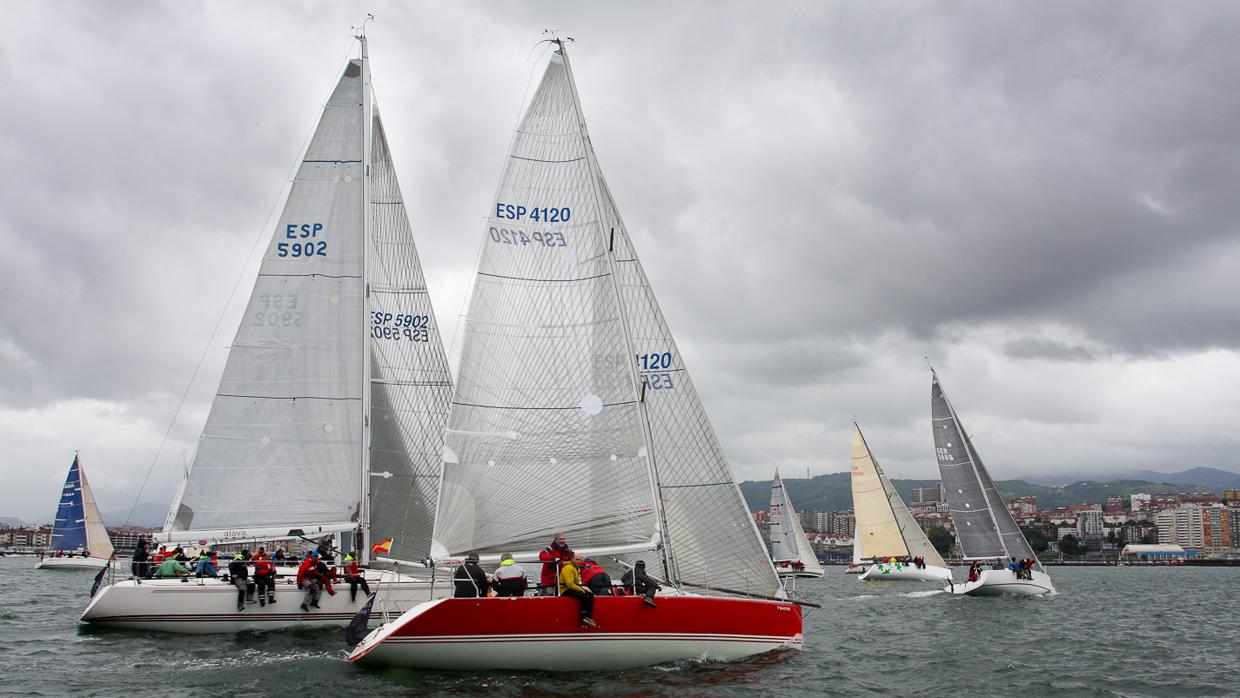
[50, 455, 88, 551]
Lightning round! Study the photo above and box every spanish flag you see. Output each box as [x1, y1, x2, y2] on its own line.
[372, 538, 393, 555]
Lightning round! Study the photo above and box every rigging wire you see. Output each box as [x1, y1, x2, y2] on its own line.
[122, 45, 361, 528]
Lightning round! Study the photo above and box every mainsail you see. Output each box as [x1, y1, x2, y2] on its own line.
[931, 372, 1039, 568]
[851, 424, 943, 566]
[431, 43, 781, 597]
[165, 48, 450, 562]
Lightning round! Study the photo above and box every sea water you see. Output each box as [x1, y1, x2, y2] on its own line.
[1, 556, 1235, 696]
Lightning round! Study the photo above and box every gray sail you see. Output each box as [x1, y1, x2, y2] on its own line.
[168, 61, 367, 535]
[965, 433, 1041, 570]
[365, 107, 453, 562]
[931, 374, 1005, 559]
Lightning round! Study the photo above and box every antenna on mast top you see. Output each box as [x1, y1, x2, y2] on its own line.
[352, 13, 375, 40]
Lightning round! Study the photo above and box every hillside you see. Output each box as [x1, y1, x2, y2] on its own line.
[739, 474, 1221, 513]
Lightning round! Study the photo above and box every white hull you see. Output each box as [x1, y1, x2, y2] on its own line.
[843, 564, 865, 575]
[946, 569, 1055, 596]
[81, 570, 444, 633]
[776, 568, 824, 579]
[858, 563, 952, 583]
[37, 556, 110, 570]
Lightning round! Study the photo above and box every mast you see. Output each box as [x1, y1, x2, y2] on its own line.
[933, 369, 1007, 558]
[358, 28, 374, 566]
[555, 40, 676, 581]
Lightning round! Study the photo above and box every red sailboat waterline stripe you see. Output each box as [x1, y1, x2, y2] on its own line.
[348, 37, 808, 671]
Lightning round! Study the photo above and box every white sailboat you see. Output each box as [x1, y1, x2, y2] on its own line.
[850, 424, 951, 582]
[82, 33, 454, 632]
[768, 472, 824, 578]
[37, 454, 116, 570]
[931, 371, 1055, 596]
[348, 39, 804, 671]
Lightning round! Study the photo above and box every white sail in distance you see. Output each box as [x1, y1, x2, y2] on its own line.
[431, 43, 781, 598]
[851, 424, 943, 566]
[768, 472, 823, 575]
[165, 53, 451, 561]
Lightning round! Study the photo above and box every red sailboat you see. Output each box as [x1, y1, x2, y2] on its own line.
[348, 38, 806, 671]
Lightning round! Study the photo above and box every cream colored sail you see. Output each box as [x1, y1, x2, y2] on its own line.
[850, 425, 910, 559]
[78, 464, 115, 560]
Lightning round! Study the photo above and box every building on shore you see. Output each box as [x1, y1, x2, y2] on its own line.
[1120, 544, 1195, 562]
[1156, 506, 1205, 549]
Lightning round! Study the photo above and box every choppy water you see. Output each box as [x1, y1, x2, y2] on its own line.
[2, 556, 1236, 696]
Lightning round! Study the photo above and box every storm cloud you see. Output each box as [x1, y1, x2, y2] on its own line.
[2, 1, 1238, 522]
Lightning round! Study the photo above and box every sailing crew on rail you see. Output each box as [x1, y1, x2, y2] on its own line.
[621, 560, 661, 608]
[559, 553, 598, 628]
[491, 552, 528, 597]
[343, 552, 371, 602]
[579, 558, 614, 596]
[193, 549, 218, 578]
[453, 552, 490, 598]
[228, 553, 250, 612]
[538, 533, 573, 596]
[253, 547, 276, 606]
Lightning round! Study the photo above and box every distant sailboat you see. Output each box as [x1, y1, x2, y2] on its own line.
[849, 424, 950, 582]
[348, 39, 804, 671]
[931, 371, 1055, 596]
[768, 472, 824, 578]
[82, 33, 452, 632]
[37, 453, 115, 570]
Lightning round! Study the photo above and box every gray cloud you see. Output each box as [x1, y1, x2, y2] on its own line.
[2, 1, 1238, 520]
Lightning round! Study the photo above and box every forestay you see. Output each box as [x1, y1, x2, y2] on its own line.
[167, 61, 368, 535]
[432, 45, 781, 598]
[365, 108, 453, 563]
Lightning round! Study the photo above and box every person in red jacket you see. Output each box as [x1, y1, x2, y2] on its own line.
[538, 533, 573, 596]
[253, 547, 277, 607]
[342, 552, 371, 602]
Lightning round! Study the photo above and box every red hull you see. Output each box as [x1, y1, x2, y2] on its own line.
[349, 594, 803, 671]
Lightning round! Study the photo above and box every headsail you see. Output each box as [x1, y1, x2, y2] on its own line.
[365, 107, 453, 563]
[932, 372, 1039, 568]
[431, 44, 781, 597]
[78, 461, 115, 560]
[51, 455, 88, 552]
[167, 59, 367, 536]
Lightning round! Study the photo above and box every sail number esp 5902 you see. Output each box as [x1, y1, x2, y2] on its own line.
[277, 222, 327, 258]
[372, 312, 429, 342]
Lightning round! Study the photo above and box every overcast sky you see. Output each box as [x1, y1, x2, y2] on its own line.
[2, 1, 1238, 523]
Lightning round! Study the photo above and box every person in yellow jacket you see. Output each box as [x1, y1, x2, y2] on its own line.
[559, 553, 598, 628]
